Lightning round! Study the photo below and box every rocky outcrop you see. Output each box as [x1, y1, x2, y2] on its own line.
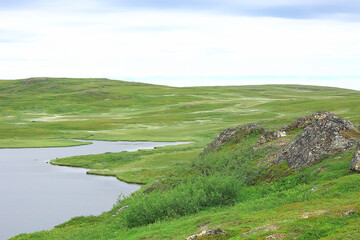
[272, 112, 357, 169]
[350, 141, 360, 172]
[201, 124, 264, 154]
[201, 111, 359, 170]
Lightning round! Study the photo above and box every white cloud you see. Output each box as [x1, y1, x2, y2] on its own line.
[0, 7, 360, 90]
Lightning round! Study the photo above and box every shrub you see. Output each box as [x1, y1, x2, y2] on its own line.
[192, 147, 266, 185]
[122, 175, 242, 227]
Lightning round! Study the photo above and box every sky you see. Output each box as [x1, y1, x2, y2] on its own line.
[0, 0, 360, 90]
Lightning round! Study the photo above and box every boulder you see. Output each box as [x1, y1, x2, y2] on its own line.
[185, 228, 225, 240]
[201, 124, 264, 155]
[350, 141, 360, 172]
[272, 112, 357, 169]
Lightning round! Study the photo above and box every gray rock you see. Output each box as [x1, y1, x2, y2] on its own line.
[350, 141, 360, 172]
[185, 228, 225, 240]
[113, 205, 129, 216]
[272, 112, 357, 169]
[201, 124, 265, 155]
[343, 209, 356, 216]
[258, 130, 287, 145]
[282, 111, 332, 131]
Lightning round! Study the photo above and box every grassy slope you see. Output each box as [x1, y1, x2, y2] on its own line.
[1, 78, 359, 146]
[1, 78, 359, 239]
[12, 136, 360, 240]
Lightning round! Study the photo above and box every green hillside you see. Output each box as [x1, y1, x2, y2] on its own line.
[1, 78, 359, 240]
[1, 77, 359, 147]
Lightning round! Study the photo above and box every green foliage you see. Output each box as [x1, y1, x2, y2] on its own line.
[120, 133, 269, 227]
[192, 135, 267, 185]
[122, 176, 242, 227]
[119, 147, 357, 230]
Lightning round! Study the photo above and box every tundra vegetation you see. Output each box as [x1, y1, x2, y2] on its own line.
[1, 78, 359, 240]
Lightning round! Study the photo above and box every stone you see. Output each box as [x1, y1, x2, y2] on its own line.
[113, 205, 129, 216]
[258, 130, 287, 145]
[300, 210, 328, 219]
[310, 187, 318, 193]
[266, 233, 287, 239]
[185, 228, 226, 240]
[343, 209, 356, 216]
[350, 141, 360, 172]
[271, 112, 357, 169]
[201, 124, 265, 155]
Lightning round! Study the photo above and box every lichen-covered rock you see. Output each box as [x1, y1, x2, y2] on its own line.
[282, 111, 332, 131]
[201, 124, 264, 155]
[272, 112, 357, 169]
[258, 130, 287, 145]
[350, 141, 360, 172]
[185, 228, 225, 240]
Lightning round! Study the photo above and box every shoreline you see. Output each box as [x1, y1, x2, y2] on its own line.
[1, 140, 190, 239]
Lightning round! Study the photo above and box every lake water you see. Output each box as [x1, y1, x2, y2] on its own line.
[0, 140, 187, 240]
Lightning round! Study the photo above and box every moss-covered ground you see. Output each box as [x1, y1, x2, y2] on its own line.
[1, 77, 359, 239]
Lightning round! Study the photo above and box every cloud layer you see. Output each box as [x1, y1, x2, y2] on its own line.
[0, 0, 359, 89]
[2, 0, 360, 20]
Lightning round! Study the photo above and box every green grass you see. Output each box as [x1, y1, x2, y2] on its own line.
[0, 138, 91, 148]
[51, 143, 200, 184]
[1, 78, 359, 147]
[1, 77, 359, 239]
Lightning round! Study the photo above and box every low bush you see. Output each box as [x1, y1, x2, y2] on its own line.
[192, 142, 267, 185]
[122, 175, 242, 227]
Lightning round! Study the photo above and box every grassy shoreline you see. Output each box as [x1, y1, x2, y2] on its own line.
[0, 138, 93, 149]
[50, 141, 200, 185]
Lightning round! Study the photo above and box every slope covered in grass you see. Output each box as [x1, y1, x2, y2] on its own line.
[1, 78, 359, 239]
[0, 78, 359, 147]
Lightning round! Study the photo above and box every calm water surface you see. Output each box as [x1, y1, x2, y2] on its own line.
[0, 140, 186, 240]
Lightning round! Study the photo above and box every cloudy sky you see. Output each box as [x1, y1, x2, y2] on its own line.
[1, 0, 360, 89]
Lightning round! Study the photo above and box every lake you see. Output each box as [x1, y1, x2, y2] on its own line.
[0, 140, 187, 240]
